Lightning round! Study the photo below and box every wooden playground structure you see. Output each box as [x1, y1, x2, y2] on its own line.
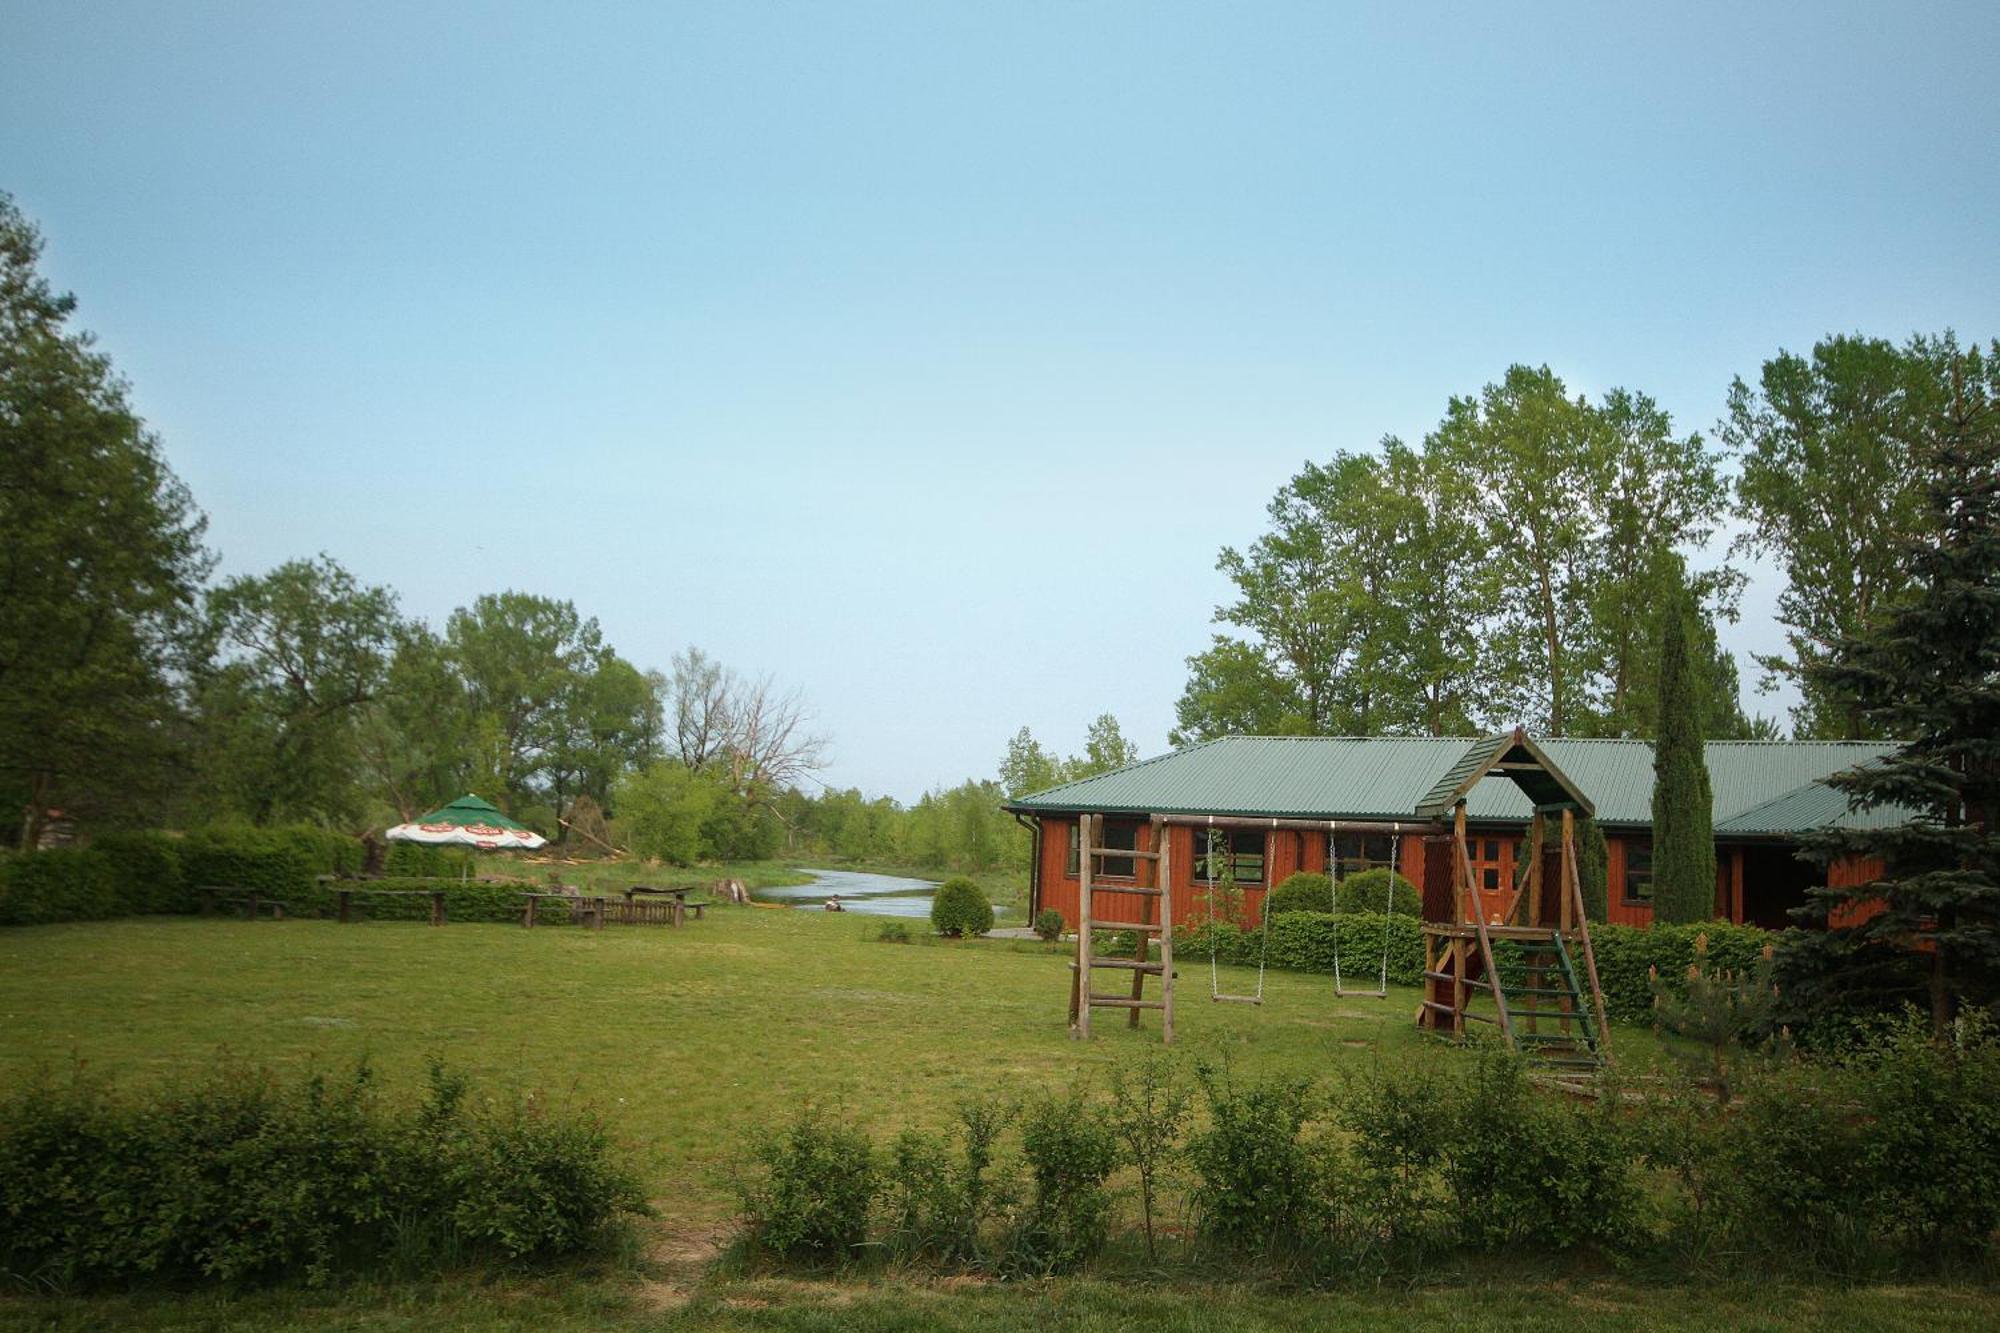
[1065, 728, 1613, 1074]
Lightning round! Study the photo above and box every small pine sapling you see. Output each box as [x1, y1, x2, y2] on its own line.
[1650, 933, 1786, 1099]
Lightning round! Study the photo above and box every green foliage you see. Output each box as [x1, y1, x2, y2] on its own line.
[930, 877, 994, 938]
[742, 1106, 876, 1264]
[1651, 589, 1718, 924]
[91, 831, 185, 914]
[0, 849, 116, 925]
[382, 839, 475, 878]
[1106, 1054, 1191, 1260]
[874, 920, 913, 944]
[1032, 909, 1065, 942]
[1724, 333, 1956, 738]
[0, 193, 212, 846]
[882, 1099, 1013, 1267]
[1789, 355, 2000, 1036]
[1577, 816, 1610, 920]
[1650, 932, 1783, 1093]
[614, 761, 721, 864]
[1184, 1065, 1321, 1254]
[177, 826, 318, 901]
[1178, 912, 1425, 985]
[0, 1058, 646, 1290]
[1333, 867, 1420, 917]
[1587, 921, 1775, 1024]
[292, 877, 537, 924]
[1263, 871, 1330, 916]
[1005, 1089, 1118, 1275]
[192, 555, 404, 826]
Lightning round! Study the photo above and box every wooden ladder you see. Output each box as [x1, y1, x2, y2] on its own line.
[1069, 812, 1175, 1043]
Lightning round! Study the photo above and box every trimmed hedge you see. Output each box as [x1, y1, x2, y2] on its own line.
[1177, 913, 1781, 1025]
[0, 849, 117, 926]
[0, 1060, 649, 1290]
[291, 876, 539, 924]
[384, 840, 476, 877]
[931, 877, 994, 938]
[93, 831, 187, 914]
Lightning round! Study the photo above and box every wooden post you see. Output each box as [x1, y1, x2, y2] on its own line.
[430, 891, 444, 927]
[1524, 813, 1545, 1032]
[524, 895, 537, 928]
[1562, 817, 1612, 1062]
[1158, 818, 1174, 1046]
[1073, 814, 1094, 1040]
[1730, 847, 1745, 923]
[338, 890, 352, 925]
[1559, 809, 1576, 934]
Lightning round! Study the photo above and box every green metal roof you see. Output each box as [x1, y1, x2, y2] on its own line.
[1006, 736, 1901, 834]
[1714, 765, 1910, 835]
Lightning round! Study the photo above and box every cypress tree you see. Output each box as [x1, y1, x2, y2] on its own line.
[1651, 591, 1717, 923]
[1788, 341, 2000, 1037]
[1577, 816, 1611, 920]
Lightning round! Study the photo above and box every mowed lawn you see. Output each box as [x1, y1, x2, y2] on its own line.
[10, 910, 1995, 1332]
[0, 906, 1517, 1222]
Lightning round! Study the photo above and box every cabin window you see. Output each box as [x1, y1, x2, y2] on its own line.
[1096, 819, 1141, 879]
[1333, 833, 1395, 879]
[1067, 820, 1142, 879]
[1191, 828, 1266, 886]
[1624, 839, 1654, 905]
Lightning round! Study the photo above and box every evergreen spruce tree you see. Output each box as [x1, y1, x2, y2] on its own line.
[1788, 341, 2000, 1037]
[1651, 591, 1718, 923]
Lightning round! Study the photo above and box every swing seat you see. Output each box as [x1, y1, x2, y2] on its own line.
[1333, 982, 1388, 999]
[1210, 993, 1263, 1005]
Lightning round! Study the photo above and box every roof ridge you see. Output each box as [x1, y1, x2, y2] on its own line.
[1008, 735, 1229, 803]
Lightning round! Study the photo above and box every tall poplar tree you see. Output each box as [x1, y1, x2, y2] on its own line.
[1787, 342, 2000, 1036]
[1651, 590, 1718, 923]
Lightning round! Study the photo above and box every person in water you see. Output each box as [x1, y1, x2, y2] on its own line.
[824, 895, 844, 912]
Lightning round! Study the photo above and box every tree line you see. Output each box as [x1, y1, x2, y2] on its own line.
[1176, 339, 1983, 743]
[1, 195, 821, 854]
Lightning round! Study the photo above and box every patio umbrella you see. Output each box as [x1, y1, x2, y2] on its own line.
[385, 794, 548, 851]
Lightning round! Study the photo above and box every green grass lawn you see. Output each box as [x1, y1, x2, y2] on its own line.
[0, 909, 1985, 1330]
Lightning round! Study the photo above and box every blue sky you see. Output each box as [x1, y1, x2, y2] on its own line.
[5, 3, 1997, 799]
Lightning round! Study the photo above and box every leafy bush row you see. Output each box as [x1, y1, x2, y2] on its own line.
[741, 1016, 2000, 1282]
[288, 877, 539, 924]
[1176, 912, 1780, 1024]
[1263, 868, 1421, 918]
[0, 1060, 649, 1290]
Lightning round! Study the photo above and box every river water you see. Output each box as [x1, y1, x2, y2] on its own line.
[755, 867, 940, 917]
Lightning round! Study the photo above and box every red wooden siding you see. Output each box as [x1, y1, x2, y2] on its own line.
[1827, 855, 1890, 929]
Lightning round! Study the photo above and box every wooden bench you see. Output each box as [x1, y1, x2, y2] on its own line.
[520, 892, 606, 930]
[333, 887, 449, 926]
[194, 886, 288, 920]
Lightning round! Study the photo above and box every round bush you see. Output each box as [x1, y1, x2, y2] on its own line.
[1333, 867, 1420, 917]
[1033, 909, 1066, 942]
[1264, 871, 1331, 916]
[930, 878, 994, 938]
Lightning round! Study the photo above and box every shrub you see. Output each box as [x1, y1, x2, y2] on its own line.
[742, 1106, 876, 1263]
[92, 831, 186, 914]
[179, 826, 317, 902]
[1264, 871, 1331, 916]
[1005, 1090, 1117, 1275]
[1591, 921, 1774, 1023]
[292, 877, 536, 924]
[883, 1098, 1012, 1267]
[1177, 912, 1425, 986]
[1332, 867, 1421, 918]
[0, 1059, 647, 1290]
[1107, 1053, 1191, 1259]
[1184, 1065, 1322, 1254]
[875, 920, 913, 944]
[1033, 909, 1066, 942]
[384, 840, 475, 878]
[930, 877, 993, 938]
[0, 848, 116, 925]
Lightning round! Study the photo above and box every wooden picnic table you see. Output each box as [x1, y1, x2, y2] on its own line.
[333, 887, 450, 926]
[626, 885, 708, 925]
[195, 885, 287, 920]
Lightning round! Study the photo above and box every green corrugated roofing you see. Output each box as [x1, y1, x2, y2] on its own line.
[1006, 736, 1902, 834]
[1714, 765, 1910, 834]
